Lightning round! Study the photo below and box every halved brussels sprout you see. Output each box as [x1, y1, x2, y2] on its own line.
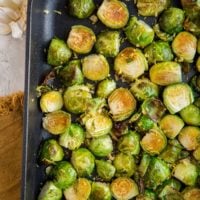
[172, 31, 197, 63]
[111, 177, 139, 200]
[108, 88, 137, 121]
[182, 187, 200, 200]
[59, 123, 85, 150]
[196, 57, 200, 72]
[141, 128, 167, 155]
[159, 114, 184, 139]
[95, 31, 120, 57]
[42, 110, 71, 135]
[38, 181, 62, 200]
[138, 153, 151, 177]
[163, 83, 194, 114]
[67, 25, 96, 54]
[113, 152, 136, 177]
[117, 130, 140, 155]
[40, 91, 63, 113]
[135, 115, 155, 133]
[150, 61, 182, 86]
[88, 135, 113, 157]
[64, 178, 91, 200]
[63, 85, 92, 114]
[190, 74, 200, 93]
[173, 158, 198, 186]
[68, 0, 95, 19]
[178, 126, 200, 151]
[82, 54, 110, 81]
[130, 78, 159, 101]
[97, 0, 129, 29]
[136, 189, 156, 200]
[114, 47, 148, 81]
[71, 148, 95, 177]
[47, 38, 72, 66]
[125, 17, 154, 48]
[193, 146, 200, 161]
[159, 7, 185, 34]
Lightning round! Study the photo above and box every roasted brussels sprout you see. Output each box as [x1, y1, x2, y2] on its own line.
[135, 115, 155, 133]
[138, 153, 151, 177]
[38, 181, 62, 200]
[88, 135, 113, 157]
[59, 123, 85, 150]
[108, 88, 137, 121]
[95, 31, 120, 57]
[114, 47, 148, 81]
[68, 0, 95, 19]
[190, 74, 200, 93]
[40, 91, 63, 113]
[63, 85, 92, 114]
[82, 54, 110, 81]
[47, 38, 72, 66]
[42, 111, 71, 135]
[196, 56, 200, 72]
[173, 158, 198, 186]
[182, 187, 200, 200]
[163, 83, 194, 114]
[136, 189, 156, 200]
[111, 177, 139, 199]
[159, 7, 185, 34]
[67, 25, 96, 54]
[193, 146, 200, 161]
[172, 31, 197, 63]
[125, 17, 154, 48]
[97, 0, 129, 29]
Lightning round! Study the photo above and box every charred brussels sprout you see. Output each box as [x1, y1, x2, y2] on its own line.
[95, 31, 120, 57]
[97, 0, 129, 29]
[138, 153, 151, 177]
[163, 83, 194, 114]
[82, 54, 110, 81]
[47, 38, 72, 66]
[172, 31, 197, 63]
[67, 25, 96, 54]
[190, 74, 200, 93]
[68, 0, 95, 19]
[108, 88, 137, 121]
[182, 187, 200, 200]
[42, 111, 71, 135]
[114, 47, 148, 81]
[111, 177, 139, 199]
[71, 148, 95, 177]
[125, 17, 154, 48]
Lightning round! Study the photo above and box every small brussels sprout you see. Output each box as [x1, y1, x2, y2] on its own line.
[172, 31, 197, 63]
[82, 54, 110, 81]
[144, 41, 174, 64]
[141, 128, 167, 155]
[39, 139, 64, 165]
[49, 161, 77, 189]
[159, 114, 184, 139]
[178, 126, 200, 151]
[64, 178, 91, 200]
[130, 78, 159, 101]
[113, 152, 136, 177]
[138, 153, 151, 177]
[163, 83, 194, 114]
[135, 115, 155, 132]
[196, 57, 200, 72]
[193, 146, 200, 161]
[173, 158, 198, 186]
[108, 88, 137, 121]
[38, 181, 62, 200]
[43, 111, 71, 135]
[117, 131, 140, 155]
[67, 25, 96, 54]
[96, 160, 116, 181]
[182, 187, 200, 200]
[97, 0, 129, 29]
[190, 74, 200, 93]
[114, 47, 148, 81]
[96, 79, 116, 98]
[71, 148, 95, 177]
[95, 31, 120, 57]
[68, 0, 95, 19]
[88, 135, 113, 157]
[63, 85, 92, 114]
[47, 38, 72, 66]
[40, 91, 63, 113]
[125, 17, 154, 48]
[90, 182, 112, 200]
[159, 7, 185, 34]
[59, 123, 85, 150]
[111, 177, 139, 200]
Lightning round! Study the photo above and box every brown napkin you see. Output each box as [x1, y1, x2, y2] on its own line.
[0, 92, 23, 200]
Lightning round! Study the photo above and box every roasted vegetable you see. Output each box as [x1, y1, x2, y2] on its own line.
[193, 146, 200, 161]
[138, 153, 151, 177]
[190, 74, 200, 93]
[182, 187, 200, 200]
[136, 189, 156, 200]
[196, 56, 200, 72]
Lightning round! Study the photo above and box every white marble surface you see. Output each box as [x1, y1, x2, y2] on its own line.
[0, 35, 25, 96]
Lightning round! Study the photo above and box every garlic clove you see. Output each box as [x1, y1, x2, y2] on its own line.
[9, 21, 23, 38]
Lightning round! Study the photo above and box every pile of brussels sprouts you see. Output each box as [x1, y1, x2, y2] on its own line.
[37, 0, 200, 199]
